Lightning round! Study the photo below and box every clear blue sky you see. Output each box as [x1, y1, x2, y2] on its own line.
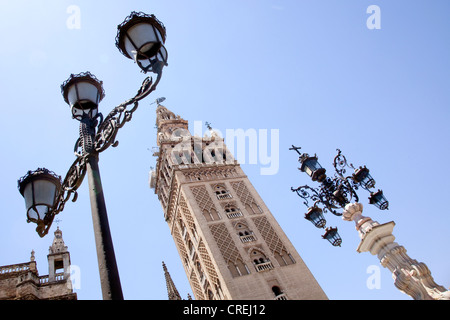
[1, 0, 449, 300]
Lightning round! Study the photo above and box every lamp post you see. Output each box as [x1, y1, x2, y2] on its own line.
[289, 147, 450, 299]
[290, 146, 388, 246]
[17, 11, 169, 300]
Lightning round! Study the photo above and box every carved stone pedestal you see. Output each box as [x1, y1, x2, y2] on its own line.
[343, 202, 450, 300]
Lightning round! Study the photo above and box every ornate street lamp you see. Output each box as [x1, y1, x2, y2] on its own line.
[369, 189, 389, 210]
[352, 166, 375, 191]
[322, 227, 342, 247]
[116, 11, 168, 73]
[61, 72, 105, 120]
[298, 154, 326, 182]
[18, 168, 62, 237]
[304, 206, 326, 229]
[290, 146, 388, 246]
[17, 11, 169, 300]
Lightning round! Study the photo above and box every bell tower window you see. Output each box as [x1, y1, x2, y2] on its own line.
[235, 223, 256, 243]
[250, 250, 274, 272]
[272, 286, 288, 300]
[214, 184, 232, 200]
[224, 205, 243, 219]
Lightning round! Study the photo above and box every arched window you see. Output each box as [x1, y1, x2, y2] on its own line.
[215, 282, 224, 299]
[235, 223, 256, 243]
[272, 286, 287, 300]
[272, 286, 282, 296]
[179, 219, 186, 237]
[227, 259, 250, 277]
[188, 240, 195, 259]
[214, 184, 232, 200]
[210, 208, 221, 220]
[250, 250, 274, 272]
[202, 209, 213, 222]
[250, 250, 268, 264]
[224, 204, 243, 219]
[236, 259, 250, 276]
[202, 208, 221, 222]
[245, 202, 263, 214]
[274, 250, 296, 266]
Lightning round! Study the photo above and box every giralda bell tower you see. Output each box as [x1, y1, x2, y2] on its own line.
[150, 102, 327, 300]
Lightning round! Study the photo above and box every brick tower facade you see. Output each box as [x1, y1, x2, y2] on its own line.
[150, 103, 327, 300]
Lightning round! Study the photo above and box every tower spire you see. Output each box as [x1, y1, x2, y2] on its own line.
[162, 261, 182, 300]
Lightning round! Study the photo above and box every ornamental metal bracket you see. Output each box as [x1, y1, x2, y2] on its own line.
[94, 73, 161, 153]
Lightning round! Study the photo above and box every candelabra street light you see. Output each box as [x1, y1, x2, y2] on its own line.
[17, 11, 168, 300]
[289, 146, 450, 299]
[290, 146, 388, 246]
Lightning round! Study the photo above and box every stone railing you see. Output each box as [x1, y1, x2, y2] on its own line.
[0, 262, 31, 274]
[274, 293, 288, 300]
[255, 261, 274, 272]
[240, 234, 256, 243]
[39, 272, 65, 284]
[226, 211, 243, 219]
[39, 275, 49, 284]
[217, 193, 233, 200]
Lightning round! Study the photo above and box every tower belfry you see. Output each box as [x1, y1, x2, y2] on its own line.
[0, 226, 76, 300]
[150, 102, 327, 300]
[48, 226, 71, 283]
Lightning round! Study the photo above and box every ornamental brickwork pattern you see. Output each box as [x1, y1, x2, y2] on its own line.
[252, 216, 288, 255]
[209, 223, 244, 265]
[190, 185, 217, 214]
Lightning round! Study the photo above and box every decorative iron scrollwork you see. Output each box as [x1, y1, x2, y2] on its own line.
[94, 75, 159, 153]
[25, 74, 161, 237]
[333, 149, 353, 177]
[291, 146, 389, 246]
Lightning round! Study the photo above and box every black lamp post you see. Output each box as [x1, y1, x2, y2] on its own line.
[290, 146, 388, 246]
[17, 11, 169, 300]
